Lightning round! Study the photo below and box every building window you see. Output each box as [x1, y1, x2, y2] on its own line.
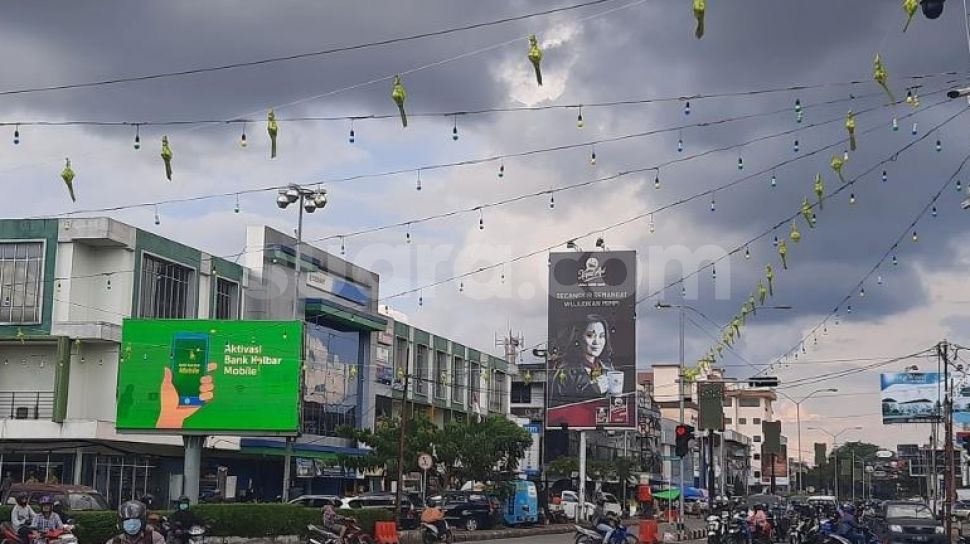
[511, 382, 532, 404]
[753, 471, 761, 479]
[213, 277, 239, 319]
[435, 351, 448, 399]
[738, 418, 747, 425]
[414, 345, 428, 395]
[739, 397, 760, 407]
[723, 398, 733, 407]
[469, 363, 481, 407]
[753, 417, 761, 425]
[724, 417, 732, 425]
[0, 241, 44, 324]
[753, 453, 761, 461]
[139, 254, 194, 318]
[452, 357, 465, 404]
[490, 372, 505, 412]
[753, 435, 761, 442]
[395, 338, 409, 378]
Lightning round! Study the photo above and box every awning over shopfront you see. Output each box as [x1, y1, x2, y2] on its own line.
[238, 438, 367, 461]
[304, 297, 386, 332]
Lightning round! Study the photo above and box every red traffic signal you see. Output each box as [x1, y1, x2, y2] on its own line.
[674, 424, 693, 458]
[675, 424, 689, 437]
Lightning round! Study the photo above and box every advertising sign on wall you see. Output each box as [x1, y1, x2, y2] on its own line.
[117, 319, 303, 435]
[521, 423, 542, 476]
[547, 251, 637, 429]
[881, 373, 942, 423]
[760, 444, 789, 483]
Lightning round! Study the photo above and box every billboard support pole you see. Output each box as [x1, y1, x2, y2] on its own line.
[183, 435, 203, 504]
[578, 430, 587, 521]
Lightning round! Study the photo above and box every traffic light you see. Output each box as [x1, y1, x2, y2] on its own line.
[675, 424, 694, 458]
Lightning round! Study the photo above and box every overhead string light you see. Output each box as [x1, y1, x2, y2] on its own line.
[744, 245, 751, 259]
[234, 193, 240, 214]
[498, 161, 505, 178]
[133, 124, 141, 150]
[648, 213, 656, 234]
[793, 139, 800, 153]
[932, 205, 938, 217]
[912, 230, 919, 243]
[892, 254, 899, 266]
[737, 152, 744, 170]
[576, 106, 584, 128]
[340, 236, 346, 256]
[794, 98, 803, 123]
[892, 117, 899, 131]
[478, 208, 485, 230]
[654, 168, 661, 190]
[452, 115, 459, 141]
[935, 134, 942, 152]
[418, 290, 423, 307]
[406, 223, 412, 244]
[770, 172, 777, 188]
[549, 190, 556, 209]
[348, 119, 355, 144]
[882, 170, 888, 183]
[911, 122, 918, 136]
[860, 285, 866, 298]
[13, 124, 20, 145]
[684, 100, 691, 116]
[677, 131, 684, 153]
[239, 122, 247, 148]
[589, 145, 597, 166]
[710, 191, 716, 212]
[415, 170, 422, 191]
[957, 180, 963, 192]
[153, 205, 161, 226]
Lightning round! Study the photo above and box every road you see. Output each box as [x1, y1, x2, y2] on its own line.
[470, 530, 706, 544]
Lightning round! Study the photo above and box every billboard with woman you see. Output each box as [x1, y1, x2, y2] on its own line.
[547, 251, 636, 429]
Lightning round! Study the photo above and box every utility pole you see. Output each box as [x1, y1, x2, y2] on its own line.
[941, 341, 954, 541]
[394, 372, 411, 517]
[707, 430, 716, 503]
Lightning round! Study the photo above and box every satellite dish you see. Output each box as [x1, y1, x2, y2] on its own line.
[876, 450, 894, 458]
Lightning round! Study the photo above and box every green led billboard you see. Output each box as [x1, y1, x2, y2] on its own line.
[116, 319, 303, 435]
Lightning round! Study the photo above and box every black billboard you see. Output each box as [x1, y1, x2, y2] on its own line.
[547, 251, 636, 429]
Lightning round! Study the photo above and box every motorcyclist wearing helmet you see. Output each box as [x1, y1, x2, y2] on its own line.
[592, 497, 615, 544]
[836, 504, 862, 544]
[169, 496, 205, 544]
[747, 504, 768, 532]
[30, 495, 64, 533]
[107, 500, 165, 544]
[11, 492, 36, 544]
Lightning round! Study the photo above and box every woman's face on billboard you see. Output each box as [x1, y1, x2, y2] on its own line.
[583, 321, 606, 359]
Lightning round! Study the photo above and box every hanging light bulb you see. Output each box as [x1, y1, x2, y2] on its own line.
[843, 149, 850, 161]
[406, 224, 412, 244]
[744, 246, 751, 259]
[710, 192, 716, 212]
[912, 230, 918, 243]
[847, 304, 852, 314]
[892, 255, 898, 266]
[239, 122, 248, 148]
[348, 120, 355, 144]
[498, 162, 505, 178]
[576, 106, 584, 128]
[133, 125, 141, 150]
[500, 266, 506, 284]
[849, 193, 856, 205]
[677, 138, 684, 153]
[589, 146, 597, 166]
[911, 122, 918, 136]
[882, 170, 888, 183]
[234, 194, 240, 214]
[793, 140, 799, 153]
[478, 208, 485, 230]
[106, 276, 112, 291]
[773, 235, 779, 247]
[452, 115, 459, 141]
[416, 170, 422, 191]
[340, 237, 346, 256]
[936, 138, 942, 152]
[712, 265, 717, 281]
[796, 110, 804, 124]
[154, 206, 160, 226]
[877, 275, 883, 285]
[654, 170, 661, 190]
[13, 124, 20, 145]
[859, 285, 866, 297]
[892, 117, 899, 131]
[681, 284, 687, 298]
[648, 214, 655, 234]
[459, 281, 464, 293]
[957, 180, 963, 192]
[549, 191, 555, 209]
[418, 292, 423, 307]
[737, 154, 744, 170]
[906, 88, 913, 104]
[932, 205, 938, 217]
[684, 101, 691, 116]
[770, 173, 777, 188]
[794, 98, 801, 115]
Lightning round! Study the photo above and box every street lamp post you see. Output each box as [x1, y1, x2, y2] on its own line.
[777, 388, 838, 492]
[275, 183, 328, 503]
[809, 426, 862, 499]
[655, 302, 791, 526]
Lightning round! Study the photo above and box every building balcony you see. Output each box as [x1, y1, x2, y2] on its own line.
[0, 391, 54, 420]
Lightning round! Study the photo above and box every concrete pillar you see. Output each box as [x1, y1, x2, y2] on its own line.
[182, 436, 204, 504]
[73, 450, 83, 485]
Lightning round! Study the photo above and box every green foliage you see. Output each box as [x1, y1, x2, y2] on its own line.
[435, 415, 533, 484]
[337, 414, 439, 476]
[546, 457, 578, 477]
[0, 504, 392, 544]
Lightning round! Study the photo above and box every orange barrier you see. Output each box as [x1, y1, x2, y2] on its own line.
[639, 519, 659, 544]
[374, 521, 399, 544]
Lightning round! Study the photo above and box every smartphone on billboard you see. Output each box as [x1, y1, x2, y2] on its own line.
[171, 333, 209, 406]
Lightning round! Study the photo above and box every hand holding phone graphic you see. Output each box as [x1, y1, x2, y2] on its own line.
[156, 333, 216, 429]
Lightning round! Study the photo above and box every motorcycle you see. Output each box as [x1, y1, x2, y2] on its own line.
[306, 524, 340, 544]
[170, 524, 207, 544]
[726, 511, 750, 544]
[707, 514, 724, 544]
[421, 522, 453, 544]
[573, 522, 638, 544]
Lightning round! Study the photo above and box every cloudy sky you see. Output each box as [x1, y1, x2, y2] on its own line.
[5, 1, 970, 452]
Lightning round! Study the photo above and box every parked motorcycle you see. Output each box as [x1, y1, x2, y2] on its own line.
[574, 522, 638, 544]
[306, 524, 340, 544]
[421, 521, 453, 544]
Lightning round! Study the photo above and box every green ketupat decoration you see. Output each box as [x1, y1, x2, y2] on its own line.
[527, 35, 543, 86]
[801, 197, 815, 228]
[160, 136, 173, 181]
[874, 54, 895, 103]
[758, 281, 768, 305]
[731, 318, 742, 338]
[777, 239, 789, 269]
[790, 221, 801, 243]
[845, 110, 857, 151]
[60, 158, 76, 202]
[748, 295, 757, 316]
[903, 0, 918, 32]
[392, 75, 408, 128]
[814, 172, 825, 209]
[693, 0, 706, 39]
[830, 155, 846, 184]
[765, 265, 775, 296]
[267, 109, 279, 159]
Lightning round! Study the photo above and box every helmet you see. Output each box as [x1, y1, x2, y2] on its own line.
[119, 500, 148, 536]
[843, 504, 856, 515]
[38, 495, 54, 506]
[139, 494, 156, 508]
[15, 492, 28, 505]
[178, 495, 190, 503]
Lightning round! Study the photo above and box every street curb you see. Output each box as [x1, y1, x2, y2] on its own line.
[399, 522, 706, 544]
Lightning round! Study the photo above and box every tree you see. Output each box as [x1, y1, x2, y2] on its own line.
[547, 457, 579, 478]
[435, 415, 533, 485]
[337, 414, 438, 487]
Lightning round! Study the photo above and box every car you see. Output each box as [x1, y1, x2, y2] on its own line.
[599, 493, 623, 517]
[340, 492, 420, 529]
[953, 500, 970, 521]
[431, 491, 502, 531]
[2, 483, 108, 512]
[288, 494, 343, 508]
[872, 500, 945, 544]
